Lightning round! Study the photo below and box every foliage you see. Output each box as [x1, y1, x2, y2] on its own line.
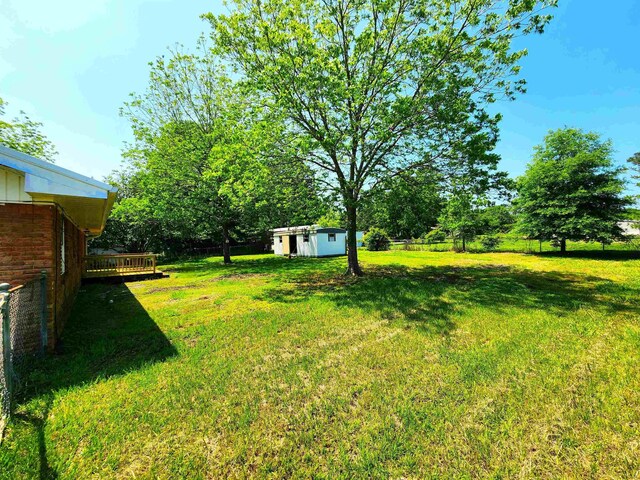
[0, 97, 57, 161]
[208, 0, 557, 274]
[627, 152, 640, 185]
[423, 228, 446, 244]
[480, 235, 502, 251]
[316, 210, 345, 229]
[90, 167, 165, 253]
[359, 169, 443, 238]
[363, 228, 390, 251]
[477, 204, 515, 234]
[112, 40, 326, 259]
[438, 191, 481, 252]
[624, 208, 640, 221]
[515, 128, 632, 252]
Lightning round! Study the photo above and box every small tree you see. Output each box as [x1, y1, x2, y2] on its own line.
[364, 228, 390, 251]
[515, 128, 632, 253]
[439, 192, 480, 252]
[480, 235, 502, 251]
[423, 228, 446, 244]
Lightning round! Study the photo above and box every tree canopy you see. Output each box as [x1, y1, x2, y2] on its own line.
[0, 97, 57, 161]
[515, 128, 632, 252]
[102, 41, 327, 260]
[207, 0, 557, 274]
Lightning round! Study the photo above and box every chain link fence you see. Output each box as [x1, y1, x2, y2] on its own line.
[0, 272, 47, 429]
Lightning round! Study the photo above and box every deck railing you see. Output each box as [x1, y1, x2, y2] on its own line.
[83, 254, 157, 278]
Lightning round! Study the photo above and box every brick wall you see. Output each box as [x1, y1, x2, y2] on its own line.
[0, 203, 85, 350]
[54, 213, 85, 340]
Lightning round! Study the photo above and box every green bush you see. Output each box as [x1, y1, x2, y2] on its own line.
[423, 228, 446, 244]
[480, 235, 502, 251]
[364, 228, 391, 251]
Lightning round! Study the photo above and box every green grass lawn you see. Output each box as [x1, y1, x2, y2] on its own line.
[2, 250, 640, 478]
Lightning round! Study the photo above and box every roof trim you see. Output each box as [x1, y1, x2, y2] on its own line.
[0, 145, 118, 236]
[271, 225, 347, 235]
[0, 144, 117, 195]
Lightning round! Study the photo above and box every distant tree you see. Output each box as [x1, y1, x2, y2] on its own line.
[515, 128, 632, 253]
[316, 210, 345, 229]
[628, 152, 640, 186]
[363, 228, 390, 251]
[0, 97, 57, 161]
[90, 167, 165, 253]
[209, 0, 557, 275]
[439, 190, 481, 252]
[359, 169, 443, 239]
[477, 204, 515, 234]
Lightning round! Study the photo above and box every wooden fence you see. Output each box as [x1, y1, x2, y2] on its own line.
[83, 254, 157, 278]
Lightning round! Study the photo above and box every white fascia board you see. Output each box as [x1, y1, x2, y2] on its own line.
[0, 145, 117, 199]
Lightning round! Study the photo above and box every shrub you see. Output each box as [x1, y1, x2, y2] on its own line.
[480, 235, 502, 251]
[364, 228, 391, 251]
[423, 228, 446, 244]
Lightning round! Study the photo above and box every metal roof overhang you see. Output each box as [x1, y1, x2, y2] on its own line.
[0, 145, 117, 237]
[271, 225, 347, 235]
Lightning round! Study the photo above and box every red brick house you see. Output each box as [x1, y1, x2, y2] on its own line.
[0, 145, 117, 349]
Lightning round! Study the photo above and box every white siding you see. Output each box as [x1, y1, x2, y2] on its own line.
[0, 166, 32, 202]
[297, 233, 318, 257]
[620, 221, 640, 236]
[273, 235, 284, 255]
[317, 232, 347, 256]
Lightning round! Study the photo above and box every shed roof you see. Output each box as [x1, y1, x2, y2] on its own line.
[0, 145, 117, 237]
[272, 225, 347, 235]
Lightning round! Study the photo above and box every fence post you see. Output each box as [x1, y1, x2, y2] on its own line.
[40, 271, 48, 356]
[0, 283, 12, 419]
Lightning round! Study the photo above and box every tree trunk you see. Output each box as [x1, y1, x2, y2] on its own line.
[345, 204, 363, 276]
[560, 238, 567, 254]
[462, 236, 466, 252]
[222, 224, 232, 264]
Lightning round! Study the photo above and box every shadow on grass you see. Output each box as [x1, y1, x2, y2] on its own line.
[20, 284, 177, 400]
[12, 284, 177, 479]
[257, 262, 640, 335]
[162, 254, 346, 278]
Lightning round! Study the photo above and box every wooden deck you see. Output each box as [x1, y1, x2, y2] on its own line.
[83, 254, 161, 280]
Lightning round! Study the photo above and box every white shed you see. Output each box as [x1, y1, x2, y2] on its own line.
[272, 225, 347, 257]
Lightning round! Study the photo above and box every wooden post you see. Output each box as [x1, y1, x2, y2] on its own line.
[0, 283, 12, 419]
[152, 255, 156, 274]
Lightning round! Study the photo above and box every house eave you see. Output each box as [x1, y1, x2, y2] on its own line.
[0, 145, 118, 235]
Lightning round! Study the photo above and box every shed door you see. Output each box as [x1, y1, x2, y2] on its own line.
[282, 235, 290, 255]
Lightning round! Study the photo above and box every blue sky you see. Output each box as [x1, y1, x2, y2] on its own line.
[1, 0, 639, 195]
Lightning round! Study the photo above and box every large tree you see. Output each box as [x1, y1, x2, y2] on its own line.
[515, 128, 632, 253]
[208, 0, 556, 275]
[123, 42, 275, 263]
[0, 97, 57, 161]
[120, 41, 327, 260]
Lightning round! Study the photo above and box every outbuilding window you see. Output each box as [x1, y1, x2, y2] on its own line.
[303, 233, 309, 243]
[328, 233, 336, 242]
[279, 236, 283, 243]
